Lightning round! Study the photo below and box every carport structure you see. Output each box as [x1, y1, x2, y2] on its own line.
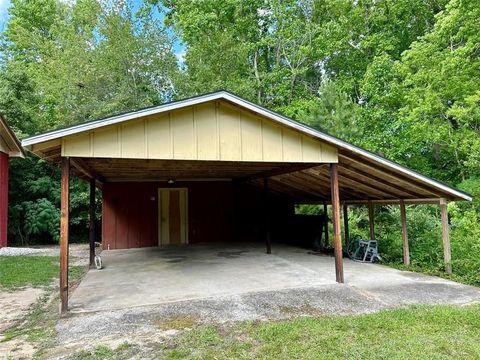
[22, 91, 472, 313]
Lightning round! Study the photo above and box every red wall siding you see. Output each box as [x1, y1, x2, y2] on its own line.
[102, 183, 158, 249]
[102, 181, 294, 250]
[0, 152, 9, 248]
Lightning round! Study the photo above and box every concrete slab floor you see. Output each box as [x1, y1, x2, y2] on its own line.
[69, 243, 480, 313]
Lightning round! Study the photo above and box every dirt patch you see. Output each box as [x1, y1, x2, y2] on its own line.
[0, 244, 92, 359]
[0, 287, 46, 359]
[0, 288, 44, 335]
[0, 335, 37, 360]
[158, 315, 200, 330]
[279, 303, 325, 317]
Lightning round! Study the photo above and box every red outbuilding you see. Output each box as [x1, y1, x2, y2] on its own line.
[0, 114, 25, 247]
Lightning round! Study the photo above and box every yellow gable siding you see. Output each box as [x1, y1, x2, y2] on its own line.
[146, 113, 171, 158]
[61, 100, 338, 163]
[240, 110, 262, 161]
[195, 103, 218, 159]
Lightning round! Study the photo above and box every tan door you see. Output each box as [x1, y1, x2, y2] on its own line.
[158, 188, 188, 245]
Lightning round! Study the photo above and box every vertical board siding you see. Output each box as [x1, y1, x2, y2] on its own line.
[147, 114, 171, 159]
[62, 133, 90, 156]
[282, 129, 303, 162]
[302, 136, 321, 162]
[195, 103, 218, 159]
[102, 183, 157, 250]
[172, 108, 195, 159]
[262, 119, 283, 161]
[62, 100, 338, 163]
[93, 126, 119, 157]
[219, 102, 242, 160]
[121, 119, 146, 158]
[240, 112, 263, 161]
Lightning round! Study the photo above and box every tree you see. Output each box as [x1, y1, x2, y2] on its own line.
[0, 0, 178, 244]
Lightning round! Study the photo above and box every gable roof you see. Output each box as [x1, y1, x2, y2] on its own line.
[0, 114, 25, 158]
[22, 91, 472, 201]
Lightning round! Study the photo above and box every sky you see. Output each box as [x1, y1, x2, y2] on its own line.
[0, 0, 10, 30]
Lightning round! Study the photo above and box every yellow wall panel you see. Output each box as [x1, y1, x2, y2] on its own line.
[301, 135, 321, 162]
[172, 108, 195, 159]
[63, 133, 90, 157]
[93, 127, 119, 157]
[240, 112, 262, 161]
[195, 103, 218, 160]
[146, 114, 171, 159]
[218, 103, 241, 160]
[262, 119, 283, 161]
[320, 143, 338, 162]
[121, 119, 145, 158]
[282, 129, 303, 162]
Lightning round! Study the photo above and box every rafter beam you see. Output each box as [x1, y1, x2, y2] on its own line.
[339, 161, 423, 197]
[339, 152, 447, 198]
[71, 158, 104, 188]
[236, 163, 323, 182]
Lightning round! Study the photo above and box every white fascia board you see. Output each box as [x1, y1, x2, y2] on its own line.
[22, 91, 472, 201]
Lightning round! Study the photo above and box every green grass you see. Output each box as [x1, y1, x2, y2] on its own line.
[0, 256, 60, 289]
[0, 255, 86, 289]
[160, 304, 480, 359]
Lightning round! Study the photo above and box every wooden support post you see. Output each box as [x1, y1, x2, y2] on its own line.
[368, 201, 375, 240]
[400, 199, 410, 265]
[60, 157, 70, 314]
[263, 177, 271, 254]
[323, 202, 329, 247]
[89, 178, 96, 268]
[440, 198, 452, 273]
[343, 204, 349, 248]
[330, 164, 344, 283]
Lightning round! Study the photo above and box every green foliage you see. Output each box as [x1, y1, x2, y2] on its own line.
[22, 198, 60, 242]
[0, 0, 177, 245]
[1, 0, 178, 131]
[298, 81, 362, 142]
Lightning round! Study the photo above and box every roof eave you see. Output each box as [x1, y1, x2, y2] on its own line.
[0, 114, 25, 158]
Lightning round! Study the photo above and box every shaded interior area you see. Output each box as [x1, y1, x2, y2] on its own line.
[102, 180, 304, 249]
[73, 157, 460, 250]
